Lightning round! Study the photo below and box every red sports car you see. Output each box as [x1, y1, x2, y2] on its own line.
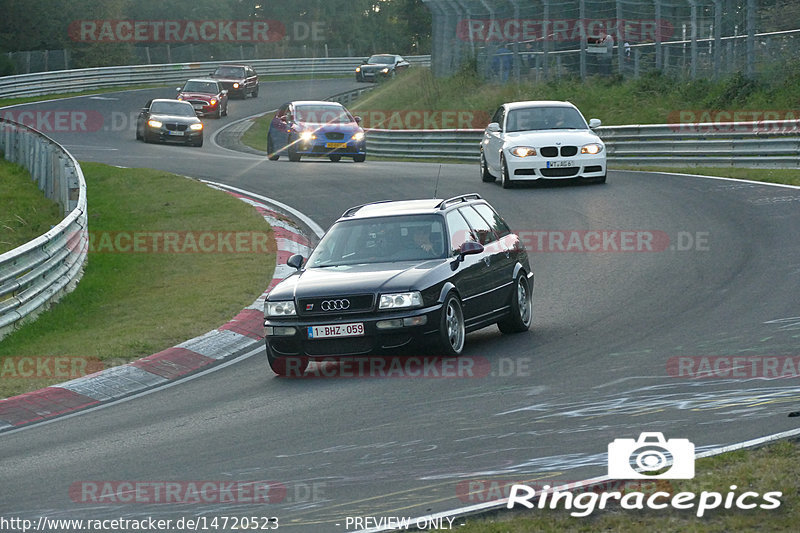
[176, 79, 229, 119]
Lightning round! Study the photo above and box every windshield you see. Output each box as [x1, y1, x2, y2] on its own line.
[307, 215, 447, 267]
[212, 66, 246, 78]
[149, 101, 196, 117]
[367, 55, 394, 65]
[505, 106, 588, 132]
[294, 105, 354, 124]
[182, 81, 219, 94]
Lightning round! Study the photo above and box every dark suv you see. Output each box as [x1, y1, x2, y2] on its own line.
[264, 194, 534, 376]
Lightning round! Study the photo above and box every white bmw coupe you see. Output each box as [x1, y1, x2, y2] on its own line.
[480, 101, 607, 188]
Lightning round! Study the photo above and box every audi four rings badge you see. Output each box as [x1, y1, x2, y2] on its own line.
[321, 299, 351, 311]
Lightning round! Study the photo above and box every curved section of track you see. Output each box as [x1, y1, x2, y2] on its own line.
[1, 80, 799, 532]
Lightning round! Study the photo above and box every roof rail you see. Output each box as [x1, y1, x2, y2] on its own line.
[341, 199, 395, 217]
[439, 193, 482, 210]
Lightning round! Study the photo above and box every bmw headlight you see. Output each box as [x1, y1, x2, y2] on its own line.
[300, 130, 316, 141]
[147, 119, 162, 128]
[352, 131, 365, 141]
[581, 143, 604, 154]
[510, 146, 537, 157]
[189, 123, 203, 131]
[266, 301, 296, 316]
[379, 291, 422, 310]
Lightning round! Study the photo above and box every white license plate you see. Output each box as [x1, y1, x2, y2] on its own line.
[168, 130, 184, 136]
[193, 104, 204, 110]
[547, 160, 575, 168]
[326, 142, 347, 149]
[308, 323, 364, 339]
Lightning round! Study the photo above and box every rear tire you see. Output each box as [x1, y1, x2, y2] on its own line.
[267, 135, 279, 161]
[438, 293, 465, 356]
[480, 151, 495, 182]
[498, 274, 533, 334]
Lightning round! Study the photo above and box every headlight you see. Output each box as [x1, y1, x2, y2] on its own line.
[581, 143, 604, 154]
[266, 301, 296, 316]
[352, 131, 365, 141]
[233, 82, 240, 89]
[381, 67, 390, 74]
[147, 119, 162, 128]
[379, 291, 422, 310]
[510, 146, 537, 157]
[189, 123, 203, 131]
[209, 99, 217, 106]
[300, 131, 316, 141]
[355, 67, 361, 72]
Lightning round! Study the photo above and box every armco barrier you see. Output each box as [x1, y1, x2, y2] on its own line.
[0, 56, 431, 99]
[365, 119, 800, 168]
[0, 119, 88, 340]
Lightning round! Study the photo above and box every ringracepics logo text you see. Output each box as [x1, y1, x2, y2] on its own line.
[506, 433, 782, 517]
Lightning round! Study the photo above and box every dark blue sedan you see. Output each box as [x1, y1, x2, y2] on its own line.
[267, 100, 366, 162]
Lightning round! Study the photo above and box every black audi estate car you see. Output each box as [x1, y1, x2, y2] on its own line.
[264, 194, 534, 376]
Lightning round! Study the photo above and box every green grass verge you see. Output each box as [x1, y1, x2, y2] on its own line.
[240, 113, 274, 153]
[611, 166, 800, 187]
[0, 162, 274, 399]
[0, 158, 63, 254]
[447, 440, 799, 532]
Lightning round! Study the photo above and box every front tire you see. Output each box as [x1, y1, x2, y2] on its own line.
[501, 154, 512, 189]
[329, 155, 341, 162]
[267, 347, 308, 376]
[353, 154, 366, 163]
[480, 151, 495, 182]
[438, 293, 465, 356]
[288, 135, 301, 162]
[498, 274, 533, 334]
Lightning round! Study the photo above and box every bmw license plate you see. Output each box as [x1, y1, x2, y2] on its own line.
[168, 131, 184, 136]
[547, 160, 575, 168]
[308, 323, 364, 339]
[326, 142, 347, 149]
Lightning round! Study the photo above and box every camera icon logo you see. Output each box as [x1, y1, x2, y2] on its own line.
[608, 432, 695, 479]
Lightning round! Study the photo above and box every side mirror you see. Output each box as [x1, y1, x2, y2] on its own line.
[287, 254, 304, 270]
[354, 116, 362, 124]
[589, 118, 602, 129]
[176, 87, 182, 92]
[486, 122, 501, 133]
[458, 241, 484, 261]
[221, 89, 228, 95]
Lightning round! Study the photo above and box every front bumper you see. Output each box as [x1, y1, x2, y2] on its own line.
[264, 304, 442, 358]
[148, 125, 203, 143]
[296, 138, 366, 157]
[505, 152, 606, 180]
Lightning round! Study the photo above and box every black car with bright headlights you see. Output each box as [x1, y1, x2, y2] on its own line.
[264, 194, 534, 376]
[135, 99, 204, 147]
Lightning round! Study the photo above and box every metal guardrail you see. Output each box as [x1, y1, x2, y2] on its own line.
[0, 119, 88, 340]
[0, 56, 431, 99]
[366, 120, 800, 168]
